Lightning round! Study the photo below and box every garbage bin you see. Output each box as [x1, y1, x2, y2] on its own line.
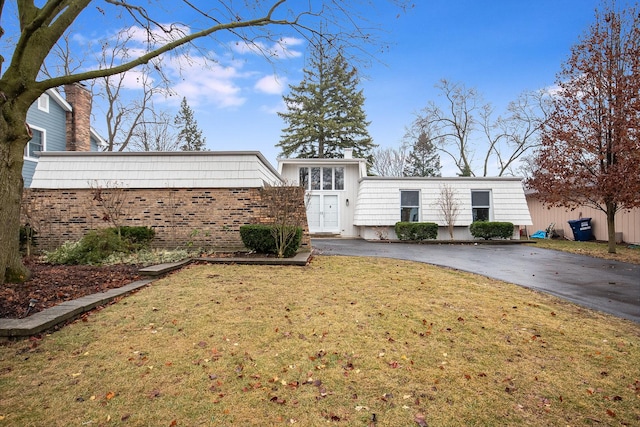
[568, 218, 593, 241]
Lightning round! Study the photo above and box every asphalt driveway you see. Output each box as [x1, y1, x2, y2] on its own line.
[311, 239, 640, 323]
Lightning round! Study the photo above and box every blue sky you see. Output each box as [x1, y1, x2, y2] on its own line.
[3, 0, 633, 174]
[147, 0, 623, 173]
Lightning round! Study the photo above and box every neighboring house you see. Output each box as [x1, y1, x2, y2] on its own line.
[526, 191, 640, 244]
[279, 149, 533, 240]
[23, 84, 106, 187]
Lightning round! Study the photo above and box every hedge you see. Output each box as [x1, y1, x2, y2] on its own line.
[469, 221, 514, 240]
[240, 224, 303, 258]
[394, 222, 438, 241]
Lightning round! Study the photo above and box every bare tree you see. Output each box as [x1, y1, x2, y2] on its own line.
[412, 80, 478, 176]
[371, 145, 409, 177]
[0, 0, 410, 284]
[96, 28, 173, 151]
[129, 109, 179, 151]
[261, 182, 306, 258]
[90, 181, 130, 238]
[435, 184, 460, 240]
[43, 28, 172, 152]
[410, 80, 547, 177]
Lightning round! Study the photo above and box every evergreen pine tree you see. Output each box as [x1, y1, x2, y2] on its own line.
[404, 131, 441, 177]
[277, 42, 374, 160]
[175, 97, 206, 151]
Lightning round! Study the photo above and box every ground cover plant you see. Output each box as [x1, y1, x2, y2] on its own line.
[531, 239, 640, 265]
[1, 256, 638, 426]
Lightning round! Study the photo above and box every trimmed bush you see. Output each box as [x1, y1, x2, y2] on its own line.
[240, 224, 303, 258]
[395, 222, 438, 241]
[117, 226, 155, 246]
[469, 221, 514, 240]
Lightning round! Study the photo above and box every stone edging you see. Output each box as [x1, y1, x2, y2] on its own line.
[0, 279, 153, 339]
[0, 252, 312, 339]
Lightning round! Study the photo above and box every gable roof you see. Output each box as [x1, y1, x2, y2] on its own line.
[30, 151, 282, 189]
[46, 88, 73, 112]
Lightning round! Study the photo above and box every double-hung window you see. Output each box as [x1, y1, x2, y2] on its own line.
[299, 167, 344, 191]
[471, 190, 491, 222]
[24, 126, 45, 160]
[400, 190, 420, 222]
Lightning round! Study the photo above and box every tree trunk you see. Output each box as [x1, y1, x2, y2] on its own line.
[606, 202, 617, 254]
[0, 119, 31, 285]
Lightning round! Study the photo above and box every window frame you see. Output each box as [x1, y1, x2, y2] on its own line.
[24, 125, 46, 161]
[299, 166, 345, 191]
[400, 189, 420, 222]
[471, 190, 491, 222]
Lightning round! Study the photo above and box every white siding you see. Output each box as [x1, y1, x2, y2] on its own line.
[278, 158, 367, 237]
[30, 151, 281, 189]
[353, 177, 532, 227]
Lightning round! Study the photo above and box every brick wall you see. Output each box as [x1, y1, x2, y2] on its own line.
[21, 187, 310, 252]
[64, 83, 92, 152]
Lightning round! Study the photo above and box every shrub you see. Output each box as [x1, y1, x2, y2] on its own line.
[469, 221, 514, 240]
[116, 226, 155, 247]
[45, 229, 130, 265]
[395, 222, 438, 241]
[44, 241, 84, 265]
[240, 224, 303, 257]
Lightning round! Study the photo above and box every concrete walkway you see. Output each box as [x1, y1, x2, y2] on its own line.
[311, 239, 640, 323]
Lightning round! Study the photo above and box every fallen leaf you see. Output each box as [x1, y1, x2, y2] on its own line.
[270, 396, 286, 405]
[414, 413, 428, 426]
[106, 391, 116, 400]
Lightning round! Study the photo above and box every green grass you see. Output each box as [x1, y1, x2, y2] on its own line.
[1, 256, 639, 426]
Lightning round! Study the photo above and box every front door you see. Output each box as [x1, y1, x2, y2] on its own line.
[307, 194, 339, 233]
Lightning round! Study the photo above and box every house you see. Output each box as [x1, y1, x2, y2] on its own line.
[526, 191, 640, 244]
[24, 151, 308, 251]
[278, 149, 533, 240]
[24, 146, 531, 252]
[23, 84, 106, 187]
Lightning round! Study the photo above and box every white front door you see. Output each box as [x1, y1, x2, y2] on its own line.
[307, 194, 339, 233]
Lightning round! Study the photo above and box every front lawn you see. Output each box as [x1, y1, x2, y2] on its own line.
[530, 239, 640, 264]
[1, 256, 638, 426]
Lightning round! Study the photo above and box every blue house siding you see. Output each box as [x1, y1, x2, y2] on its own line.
[22, 160, 37, 187]
[25, 94, 68, 151]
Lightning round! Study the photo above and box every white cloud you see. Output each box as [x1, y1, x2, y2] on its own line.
[260, 99, 287, 115]
[254, 75, 287, 95]
[231, 37, 305, 59]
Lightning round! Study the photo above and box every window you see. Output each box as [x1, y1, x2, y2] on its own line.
[37, 94, 49, 112]
[299, 167, 309, 189]
[471, 190, 491, 222]
[299, 167, 345, 191]
[400, 190, 420, 222]
[24, 127, 45, 160]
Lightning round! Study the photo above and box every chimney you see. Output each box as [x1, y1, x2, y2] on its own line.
[344, 148, 353, 159]
[64, 83, 92, 151]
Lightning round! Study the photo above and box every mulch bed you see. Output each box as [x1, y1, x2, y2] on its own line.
[0, 258, 141, 319]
